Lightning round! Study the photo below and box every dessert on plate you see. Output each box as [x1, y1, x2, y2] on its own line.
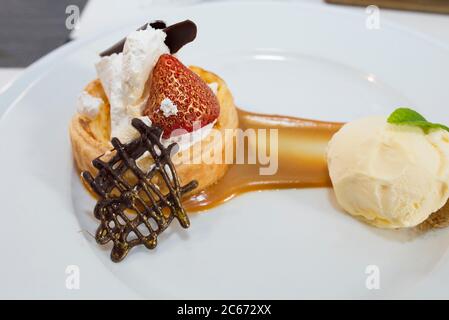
[70, 21, 238, 195]
[70, 20, 449, 262]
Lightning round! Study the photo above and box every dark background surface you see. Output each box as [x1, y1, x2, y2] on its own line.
[0, 0, 87, 67]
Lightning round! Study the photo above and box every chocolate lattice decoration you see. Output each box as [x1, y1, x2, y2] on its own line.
[82, 118, 197, 262]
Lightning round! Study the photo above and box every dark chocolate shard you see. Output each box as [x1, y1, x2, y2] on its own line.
[82, 119, 198, 262]
[148, 20, 167, 30]
[163, 20, 197, 54]
[99, 19, 197, 57]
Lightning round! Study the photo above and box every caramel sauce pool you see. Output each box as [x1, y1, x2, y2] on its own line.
[183, 109, 343, 212]
[81, 109, 343, 212]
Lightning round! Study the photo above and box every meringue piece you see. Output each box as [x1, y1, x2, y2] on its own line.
[159, 97, 178, 117]
[95, 26, 169, 142]
[76, 91, 103, 118]
[95, 53, 126, 138]
[122, 27, 169, 107]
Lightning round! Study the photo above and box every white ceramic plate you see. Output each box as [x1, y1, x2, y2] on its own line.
[2, 1, 449, 299]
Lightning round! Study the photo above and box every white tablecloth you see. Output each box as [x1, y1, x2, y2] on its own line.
[1, 0, 449, 92]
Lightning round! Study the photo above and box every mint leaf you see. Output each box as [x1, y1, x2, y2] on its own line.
[387, 108, 449, 134]
[387, 108, 427, 123]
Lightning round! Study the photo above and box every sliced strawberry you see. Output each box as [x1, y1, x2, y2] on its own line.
[143, 54, 220, 138]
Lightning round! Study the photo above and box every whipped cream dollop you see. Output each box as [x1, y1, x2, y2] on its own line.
[95, 25, 169, 142]
[77, 91, 103, 118]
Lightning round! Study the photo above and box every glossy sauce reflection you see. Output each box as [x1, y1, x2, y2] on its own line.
[183, 108, 343, 212]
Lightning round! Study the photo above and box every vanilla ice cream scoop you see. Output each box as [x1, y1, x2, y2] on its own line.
[327, 116, 449, 228]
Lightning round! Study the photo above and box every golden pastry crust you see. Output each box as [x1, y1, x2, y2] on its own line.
[69, 66, 239, 192]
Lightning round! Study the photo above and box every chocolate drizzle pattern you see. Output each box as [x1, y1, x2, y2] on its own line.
[82, 118, 198, 262]
[99, 20, 197, 57]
